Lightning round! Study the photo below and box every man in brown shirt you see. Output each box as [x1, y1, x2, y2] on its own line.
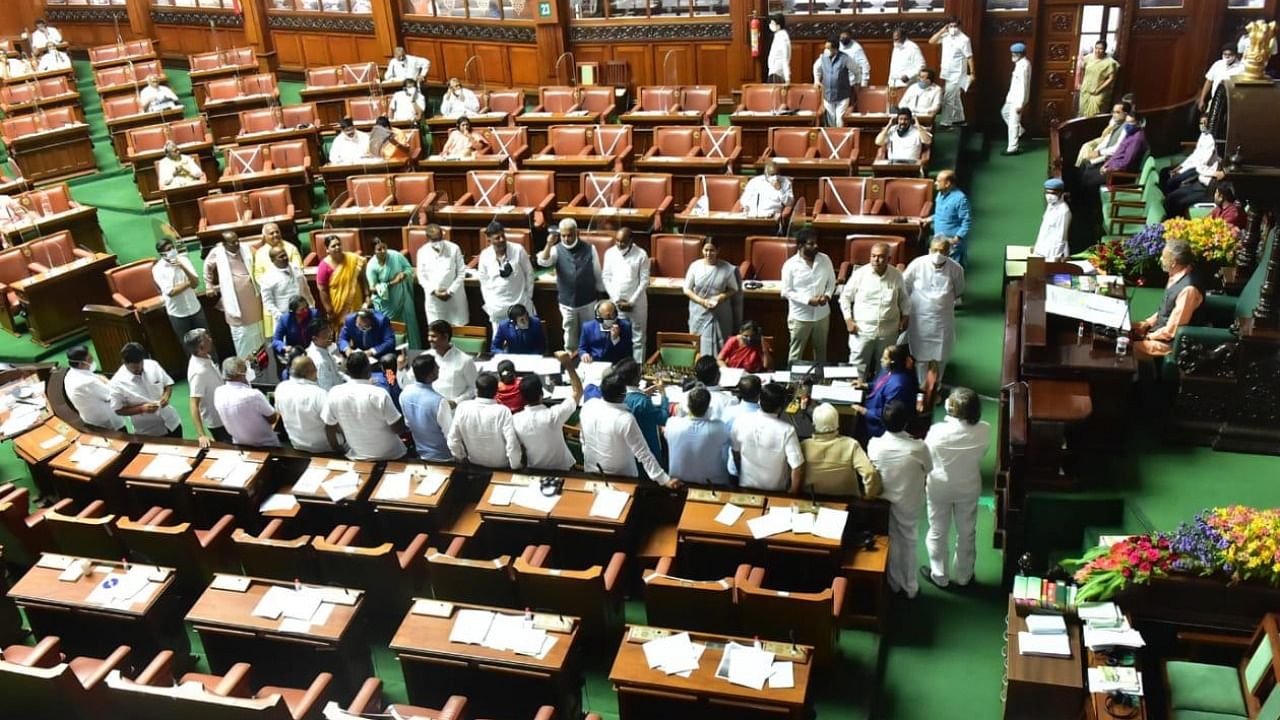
[801, 403, 881, 498]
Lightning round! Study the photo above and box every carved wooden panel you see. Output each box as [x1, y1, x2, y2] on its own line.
[1048, 43, 1070, 61]
[1051, 13, 1072, 32]
[612, 45, 654, 87]
[509, 46, 540, 87]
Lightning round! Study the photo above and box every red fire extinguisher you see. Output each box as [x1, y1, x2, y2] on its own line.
[751, 14, 761, 58]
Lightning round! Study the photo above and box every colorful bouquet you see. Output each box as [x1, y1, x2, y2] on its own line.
[1063, 535, 1178, 602]
[1122, 223, 1166, 278]
[1088, 237, 1130, 276]
[1163, 506, 1280, 586]
[1162, 216, 1241, 266]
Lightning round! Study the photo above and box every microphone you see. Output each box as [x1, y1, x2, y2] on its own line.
[554, 52, 578, 86]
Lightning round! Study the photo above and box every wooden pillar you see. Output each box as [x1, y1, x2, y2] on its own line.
[238, 0, 277, 72]
[370, 0, 402, 61]
[125, 0, 154, 39]
[1238, 205, 1265, 272]
[534, 0, 569, 86]
[1253, 211, 1280, 328]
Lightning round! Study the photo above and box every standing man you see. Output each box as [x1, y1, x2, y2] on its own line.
[838, 242, 910, 382]
[274, 356, 334, 454]
[185, 328, 227, 448]
[898, 68, 943, 117]
[399, 353, 454, 462]
[888, 28, 926, 93]
[537, 218, 604, 352]
[929, 170, 972, 267]
[813, 37, 854, 128]
[903, 237, 966, 387]
[306, 320, 344, 391]
[1199, 45, 1244, 116]
[922, 387, 990, 590]
[28, 19, 63, 52]
[109, 343, 182, 438]
[151, 238, 209, 343]
[250, 223, 303, 284]
[1033, 178, 1071, 261]
[839, 31, 872, 90]
[930, 18, 975, 129]
[426, 320, 478, 403]
[869, 400, 932, 599]
[579, 373, 677, 486]
[781, 230, 836, 365]
[731, 382, 804, 493]
[447, 372, 522, 469]
[321, 352, 407, 461]
[258, 246, 313, 333]
[513, 353, 581, 472]
[766, 14, 791, 84]
[602, 228, 650, 364]
[415, 223, 469, 327]
[64, 346, 125, 432]
[1002, 42, 1032, 156]
[213, 357, 280, 448]
[384, 46, 429, 83]
[476, 221, 534, 331]
[205, 232, 264, 359]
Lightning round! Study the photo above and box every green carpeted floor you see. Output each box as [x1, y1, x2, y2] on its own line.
[0, 62, 1277, 719]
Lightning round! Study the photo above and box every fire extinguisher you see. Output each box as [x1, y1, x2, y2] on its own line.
[751, 14, 761, 58]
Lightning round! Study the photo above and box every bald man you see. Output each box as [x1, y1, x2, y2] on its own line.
[273, 355, 333, 453]
[928, 169, 972, 266]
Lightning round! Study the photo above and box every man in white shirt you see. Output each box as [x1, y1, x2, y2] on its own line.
[384, 46, 429, 83]
[139, 75, 181, 113]
[923, 388, 991, 589]
[213, 356, 280, 447]
[476, 221, 534, 330]
[29, 20, 63, 53]
[1076, 102, 1130, 168]
[416, 223, 469, 327]
[306, 320, 344, 391]
[184, 329, 228, 448]
[328, 118, 374, 165]
[737, 161, 793, 218]
[898, 68, 943, 117]
[839, 242, 911, 381]
[1200, 45, 1245, 115]
[601, 228, 650, 363]
[258, 245, 312, 332]
[320, 352, 407, 461]
[839, 31, 871, 88]
[875, 108, 932, 163]
[1161, 114, 1218, 195]
[731, 382, 803, 493]
[930, 19, 975, 128]
[37, 43, 70, 73]
[109, 343, 182, 437]
[888, 28, 926, 90]
[426, 320, 478, 403]
[1033, 178, 1071, 261]
[513, 353, 581, 472]
[150, 238, 209, 344]
[389, 79, 426, 123]
[868, 399, 932, 599]
[446, 373, 522, 469]
[903, 237, 965, 386]
[766, 14, 791, 83]
[579, 374, 677, 486]
[274, 355, 334, 454]
[64, 346, 125, 431]
[439, 77, 481, 119]
[780, 230, 835, 364]
[157, 141, 205, 189]
[1002, 42, 1032, 155]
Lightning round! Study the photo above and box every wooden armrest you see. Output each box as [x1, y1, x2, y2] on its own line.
[260, 518, 285, 539]
[323, 524, 350, 545]
[837, 261, 852, 285]
[80, 645, 131, 690]
[7, 635, 63, 667]
[642, 147, 658, 159]
[602, 552, 626, 593]
[200, 514, 236, 549]
[136, 506, 169, 525]
[445, 536, 466, 557]
[440, 696, 469, 719]
[804, 147, 819, 159]
[79, 500, 107, 519]
[684, 147, 701, 158]
[611, 194, 631, 209]
[111, 292, 135, 309]
[455, 193, 475, 206]
[215, 662, 253, 698]
[653, 556, 673, 576]
[134, 650, 175, 687]
[868, 199, 884, 214]
[830, 576, 848, 617]
[346, 677, 382, 714]
[397, 532, 430, 572]
[732, 563, 751, 602]
[289, 672, 333, 719]
[495, 193, 515, 206]
[747, 566, 766, 587]
[1177, 630, 1254, 650]
[72, 248, 93, 259]
[26, 262, 49, 274]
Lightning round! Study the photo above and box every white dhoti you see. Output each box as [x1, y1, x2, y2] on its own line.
[618, 295, 648, 364]
[1001, 102, 1023, 152]
[230, 324, 266, 358]
[822, 97, 849, 128]
[925, 492, 979, 586]
[938, 78, 965, 126]
[887, 501, 920, 598]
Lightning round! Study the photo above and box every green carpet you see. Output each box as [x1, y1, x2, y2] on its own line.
[1, 63, 1278, 719]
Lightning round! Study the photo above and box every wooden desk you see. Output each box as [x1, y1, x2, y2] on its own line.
[191, 62, 261, 109]
[47, 434, 131, 507]
[118, 442, 201, 514]
[235, 126, 323, 170]
[300, 81, 400, 128]
[368, 461, 458, 543]
[425, 112, 509, 154]
[1, 206, 105, 252]
[266, 458, 376, 531]
[11, 416, 77, 500]
[552, 206, 659, 235]
[157, 180, 215, 239]
[524, 155, 627, 208]
[0, 88, 81, 117]
[517, 111, 603, 154]
[4, 122, 96, 185]
[185, 448, 271, 527]
[729, 109, 820, 164]
[186, 575, 369, 694]
[633, 156, 741, 209]
[1085, 624, 1147, 720]
[90, 49, 158, 71]
[325, 203, 420, 233]
[203, 93, 277, 146]
[618, 109, 705, 155]
[319, 160, 410, 205]
[10, 253, 116, 346]
[676, 492, 766, 543]
[219, 167, 314, 221]
[840, 535, 890, 630]
[390, 599, 583, 719]
[418, 154, 513, 204]
[1004, 596, 1085, 720]
[807, 212, 926, 246]
[668, 212, 789, 266]
[8, 554, 185, 661]
[871, 158, 928, 178]
[106, 107, 185, 163]
[609, 625, 812, 720]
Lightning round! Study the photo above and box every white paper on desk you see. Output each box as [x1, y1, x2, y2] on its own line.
[718, 367, 744, 388]
[811, 384, 864, 405]
[663, 385, 687, 406]
[642, 631, 700, 675]
[37, 553, 74, 570]
[714, 503, 744, 526]
[252, 585, 290, 620]
[39, 435, 66, 450]
[547, 385, 576, 402]
[813, 507, 849, 540]
[747, 508, 793, 539]
[294, 467, 330, 494]
[768, 661, 795, 689]
[725, 644, 776, 690]
[259, 493, 298, 513]
[482, 613, 524, 651]
[210, 575, 251, 593]
[222, 463, 256, 488]
[112, 568, 151, 601]
[1077, 602, 1122, 626]
[142, 454, 189, 479]
[279, 618, 312, 634]
[513, 485, 560, 513]
[0, 405, 41, 436]
[589, 487, 629, 520]
[487, 353, 563, 376]
[489, 485, 515, 506]
[449, 609, 495, 645]
[375, 472, 411, 500]
[1018, 631, 1072, 657]
[1025, 614, 1067, 635]
[790, 512, 816, 534]
[204, 455, 237, 480]
[280, 588, 324, 621]
[318, 587, 358, 606]
[511, 625, 549, 657]
[309, 601, 334, 627]
[57, 560, 87, 582]
[768, 371, 795, 384]
[1083, 626, 1145, 649]
[413, 468, 448, 497]
[321, 472, 360, 501]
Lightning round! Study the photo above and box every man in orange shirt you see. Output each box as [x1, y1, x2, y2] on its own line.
[1133, 240, 1205, 359]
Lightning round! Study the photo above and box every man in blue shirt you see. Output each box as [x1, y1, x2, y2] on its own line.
[616, 358, 666, 472]
[338, 309, 396, 358]
[578, 300, 634, 364]
[491, 304, 546, 356]
[399, 353, 453, 462]
[666, 386, 731, 486]
[930, 169, 973, 267]
[271, 297, 318, 357]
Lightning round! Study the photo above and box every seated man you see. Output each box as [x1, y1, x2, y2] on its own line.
[578, 300, 634, 364]
[1209, 182, 1246, 230]
[329, 117, 374, 164]
[139, 75, 181, 113]
[1133, 239, 1205, 361]
[213, 356, 280, 448]
[491, 304, 547, 356]
[338, 308, 396, 358]
[389, 78, 426, 123]
[439, 77, 481, 119]
[271, 296, 320, 361]
[802, 402, 881, 497]
[897, 68, 942, 117]
[737, 160, 794, 218]
[157, 141, 205, 188]
[876, 107, 932, 163]
[37, 43, 71, 72]
[1080, 110, 1147, 194]
[1075, 102, 1130, 168]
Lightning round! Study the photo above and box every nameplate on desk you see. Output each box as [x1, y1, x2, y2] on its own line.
[760, 640, 809, 662]
[627, 625, 673, 643]
[728, 493, 766, 507]
[532, 613, 575, 633]
[686, 488, 721, 503]
[210, 574, 251, 593]
[411, 599, 453, 617]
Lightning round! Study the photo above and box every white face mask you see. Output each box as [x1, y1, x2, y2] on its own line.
[163, 249, 178, 261]
[949, 27, 959, 37]
[562, 235, 578, 248]
[932, 253, 948, 267]
[1046, 193, 1059, 205]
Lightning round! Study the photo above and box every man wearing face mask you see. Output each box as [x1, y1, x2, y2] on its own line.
[538, 217, 604, 352]
[929, 19, 975, 129]
[888, 28, 925, 93]
[578, 300, 634, 364]
[839, 242, 910, 382]
[1200, 45, 1245, 115]
[1033, 178, 1071, 261]
[271, 296, 318, 360]
[766, 14, 791, 84]
[384, 45, 429, 83]
[813, 37, 855, 128]
[927, 170, 972, 267]
[1001, 42, 1032, 156]
[476, 221, 534, 331]
[1160, 114, 1219, 197]
[260, 247, 313, 332]
[781, 229, 836, 364]
[491, 304, 546, 356]
[205, 232, 265, 359]
[329, 118, 374, 165]
[65, 345, 126, 432]
[109, 343, 182, 437]
[875, 108, 932, 163]
[415, 223, 469, 327]
[602, 228, 651, 363]
[903, 237, 965, 386]
[838, 31, 871, 90]
[738, 160, 795, 218]
[1080, 110, 1148, 195]
[440, 77, 481, 119]
[1075, 102, 1130, 169]
[1132, 240, 1206, 361]
[390, 79, 426, 123]
[898, 68, 942, 117]
[150, 238, 209, 343]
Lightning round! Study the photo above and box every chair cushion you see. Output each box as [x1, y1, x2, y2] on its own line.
[453, 337, 485, 355]
[1166, 661, 1248, 717]
[660, 347, 696, 367]
[68, 657, 106, 687]
[1171, 711, 1250, 720]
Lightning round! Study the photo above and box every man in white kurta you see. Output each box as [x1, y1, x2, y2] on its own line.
[416, 225, 469, 327]
[903, 237, 965, 385]
[384, 46, 429, 82]
[1002, 43, 1032, 155]
[888, 30, 926, 90]
[156, 142, 205, 188]
[426, 322, 478, 403]
[898, 69, 943, 117]
[1033, 178, 1071, 261]
[838, 242, 911, 382]
[766, 14, 791, 83]
[389, 80, 426, 123]
[30, 21, 63, 53]
[476, 221, 534, 330]
[1200, 47, 1245, 115]
[839, 33, 872, 89]
[923, 387, 991, 589]
[37, 44, 71, 72]
[139, 76, 181, 113]
[601, 228, 650, 363]
[931, 21, 974, 127]
[205, 232, 264, 358]
[439, 78, 481, 118]
[868, 400, 932, 599]
[446, 374, 522, 469]
[258, 245, 313, 331]
[738, 162, 793, 218]
[328, 120, 374, 165]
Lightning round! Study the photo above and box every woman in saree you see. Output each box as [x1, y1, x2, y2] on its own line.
[315, 233, 368, 334]
[440, 116, 489, 159]
[365, 236, 422, 349]
[683, 238, 740, 357]
[1078, 41, 1119, 118]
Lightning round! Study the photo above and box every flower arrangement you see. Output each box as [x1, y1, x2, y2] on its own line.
[1088, 237, 1130, 276]
[1122, 223, 1166, 278]
[1163, 506, 1280, 586]
[1162, 216, 1241, 266]
[1063, 535, 1178, 602]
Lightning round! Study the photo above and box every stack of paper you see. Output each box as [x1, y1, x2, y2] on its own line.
[489, 485, 517, 506]
[259, 493, 298, 513]
[412, 468, 449, 497]
[747, 507, 795, 539]
[813, 507, 848, 540]
[1083, 624, 1145, 650]
[221, 463, 257, 489]
[717, 642, 776, 690]
[718, 367, 744, 388]
[252, 585, 332, 631]
[589, 487, 629, 520]
[1018, 631, 1072, 657]
[321, 472, 360, 501]
[512, 485, 560, 512]
[204, 455, 238, 481]
[0, 405, 42, 435]
[69, 443, 114, 470]
[447, 610, 558, 658]
[373, 472, 411, 501]
[449, 609, 495, 645]
[1088, 666, 1143, 695]
[1025, 614, 1067, 635]
[85, 568, 157, 609]
[142, 454, 192, 480]
[1077, 602, 1123, 628]
[642, 631, 703, 676]
[293, 467, 331, 494]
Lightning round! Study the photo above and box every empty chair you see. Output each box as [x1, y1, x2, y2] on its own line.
[104, 259, 159, 309]
[0, 249, 34, 324]
[25, 231, 94, 273]
[814, 177, 877, 216]
[392, 173, 437, 209]
[647, 332, 701, 368]
[838, 235, 906, 282]
[0, 637, 131, 720]
[0, 484, 65, 568]
[425, 536, 517, 608]
[481, 126, 529, 162]
[485, 88, 524, 118]
[762, 127, 815, 160]
[230, 519, 321, 583]
[268, 140, 311, 170]
[45, 501, 154, 560]
[223, 145, 269, 177]
[341, 175, 393, 208]
[537, 126, 596, 157]
[855, 86, 890, 113]
[115, 508, 235, 594]
[737, 566, 846, 667]
[643, 557, 746, 636]
[687, 175, 746, 214]
[739, 236, 793, 281]
[127, 653, 334, 720]
[310, 524, 429, 618]
[513, 544, 626, 643]
[881, 178, 934, 218]
[737, 84, 790, 114]
[344, 676, 468, 719]
[650, 234, 706, 277]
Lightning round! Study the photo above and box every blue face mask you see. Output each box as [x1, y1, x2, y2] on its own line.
[917, 80, 929, 89]
[1124, 123, 1137, 134]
